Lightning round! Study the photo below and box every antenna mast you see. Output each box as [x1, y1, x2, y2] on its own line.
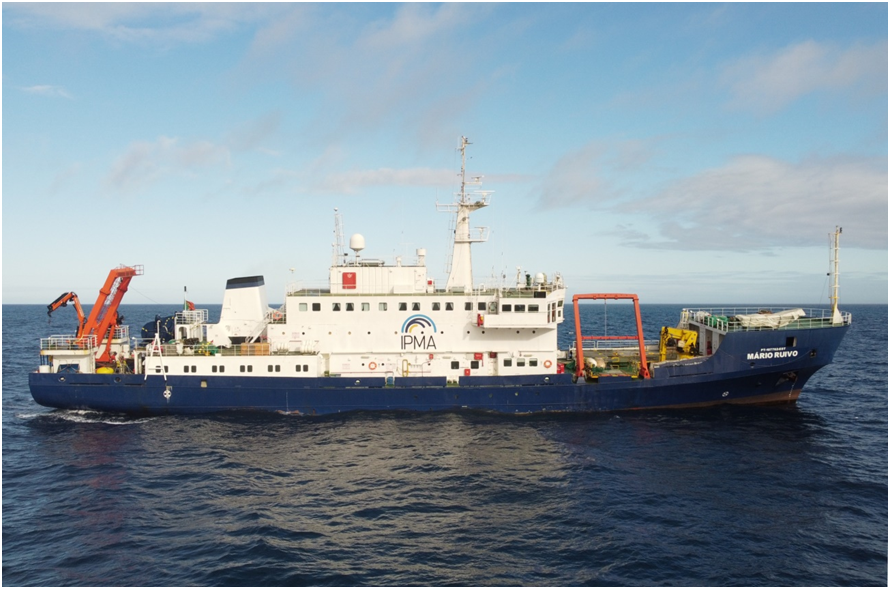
[830, 226, 843, 324]
[332, 208, 344, 268]
[437, 136, 492, 292]
[459, 136, 470, 204]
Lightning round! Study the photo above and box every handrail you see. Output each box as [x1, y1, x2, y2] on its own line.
[41, 334, 97, 351]
[683, 307, 852, 332]
[175, 309, 209, 324]
[286, 284, 565, 297]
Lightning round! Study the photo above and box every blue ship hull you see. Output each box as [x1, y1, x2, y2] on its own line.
[29, 325, 849, 416]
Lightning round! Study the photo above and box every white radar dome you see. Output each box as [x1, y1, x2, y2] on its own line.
[349, 233, 366, 253]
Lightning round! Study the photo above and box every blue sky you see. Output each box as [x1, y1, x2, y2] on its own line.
[3, 3, 887, 306]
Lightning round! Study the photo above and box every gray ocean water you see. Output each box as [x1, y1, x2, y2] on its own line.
[3, 303, 887, 585]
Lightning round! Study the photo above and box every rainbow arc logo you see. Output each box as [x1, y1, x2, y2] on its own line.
[401, 314, 437, 333]
[400, 315, 437, 350]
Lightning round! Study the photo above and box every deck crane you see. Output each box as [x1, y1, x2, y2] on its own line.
[47, 292, 87, 334]
[46, 265, 144, 364]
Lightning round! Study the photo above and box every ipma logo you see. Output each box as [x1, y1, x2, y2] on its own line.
[400, 314, 437, 350]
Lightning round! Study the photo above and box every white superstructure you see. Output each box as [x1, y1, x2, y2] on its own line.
[159, 137, 566, 380]
[39, 138, 566, 381]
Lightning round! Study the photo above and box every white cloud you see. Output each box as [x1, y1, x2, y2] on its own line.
[536, 142, 887, 251]
[313, 167, 456, 195]
[635, 154, 888, 250]
[5, 3, 282, 46]
[106, 136, 230, 194]
[21, 85, 73, 99]
[242, 4, 313, 57]
[241, 4, 499, 145]
[722, 39, 888, 114]
[684, 3, 735, 30]
[360, 3, 469, 50]
[224, 112, 282, 153]
[536, 139, 657, 209]
[104, 112, 282, 195]
[47, 163, 82, 195]
[536, 143, 610, 208]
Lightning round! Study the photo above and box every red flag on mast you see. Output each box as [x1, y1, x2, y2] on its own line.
[184, 286, 194, 311]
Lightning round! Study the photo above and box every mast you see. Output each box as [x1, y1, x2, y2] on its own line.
[332, 208, 344, 268]
[830, 226, 843, 324]
[438, 136, 491, 292]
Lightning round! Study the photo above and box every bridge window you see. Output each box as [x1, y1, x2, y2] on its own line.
[379, 302, 388, 311]
[312, 303, 321, 311]
[346, 303, 354, 311]
[503, 359, 512, 367]
[446, 302, 454, 311]
[432, 302, 441, 311]
[451, 361, 459, 369]
[529, 304, 539, 312]
[502, 304, 512, 312]
[412, 302, 421, 311]
[399, 302, 407, 311]
[362, 302, 370, 311]
[465, 302, 472, 311]
[478, 302, 486, 311]
[529, 359, 538, 367]
[515, 304, 526, 312]
[299, 303, 308, 311]
[333, 303, 341, 311]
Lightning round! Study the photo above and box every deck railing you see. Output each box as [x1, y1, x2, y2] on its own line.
[683, 307, 852, 332]
[286, 284, 564, 297]
[175, 309, 209, 324]
[41, 335, 97, 351]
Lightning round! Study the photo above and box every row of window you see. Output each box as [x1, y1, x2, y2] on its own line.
[165, 359, 539, 375]
[449, 359, 540, 369]
[178, 359, 545, 372]
[299, 301, 561, 312]
[182, 364, 312, 374]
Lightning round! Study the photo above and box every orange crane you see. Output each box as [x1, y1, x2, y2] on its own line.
[47, 292, 87, 334]
[47, 265, 144, 364]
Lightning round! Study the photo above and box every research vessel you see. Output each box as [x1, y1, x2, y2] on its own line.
[29, 138, 851, 416]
